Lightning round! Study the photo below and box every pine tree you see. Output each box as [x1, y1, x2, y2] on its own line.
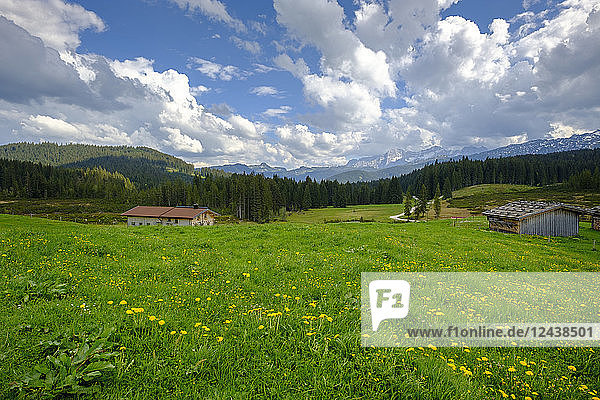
[442, 177, 452, 199]
[417, 184, 428, 219]
[302, 184, 311, 210]
[403, 189, 412, 219]
[433, 183, 441, 218]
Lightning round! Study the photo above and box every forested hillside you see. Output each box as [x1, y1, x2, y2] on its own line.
[399, 148, 600, 199]
[1, 148, 599, 222]
[0, 142, 194, 185]
[0, 159, 134, 201]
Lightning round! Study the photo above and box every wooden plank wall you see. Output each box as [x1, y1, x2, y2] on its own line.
[520, 210, 579, 237]
[488, 217, 520, 234]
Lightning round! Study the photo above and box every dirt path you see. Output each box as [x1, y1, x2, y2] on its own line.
[390, 205, 418, 221]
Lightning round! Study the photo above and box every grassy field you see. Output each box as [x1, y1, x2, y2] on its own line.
[287, 202, 471, 223]
[0, 199, 127, 224]
[2, 214, 600, 399]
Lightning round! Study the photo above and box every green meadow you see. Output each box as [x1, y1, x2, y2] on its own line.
[2, 214, 600, 399]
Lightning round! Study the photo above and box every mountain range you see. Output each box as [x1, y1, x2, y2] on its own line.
[1, 130, 598, 185]
[212, 130, 600, 182]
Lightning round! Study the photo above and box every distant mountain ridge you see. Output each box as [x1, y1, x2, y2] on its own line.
[468, 130, 600, 160]
[212, 130, 600, 182]
[344, 145, 487, 169]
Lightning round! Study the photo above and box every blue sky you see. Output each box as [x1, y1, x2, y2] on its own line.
[0, 0, 598, 168]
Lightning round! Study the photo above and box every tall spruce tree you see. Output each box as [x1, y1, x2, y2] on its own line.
[403, 189, 412, 219]
[442, 177, 452, 199]
[302, 184, 312, 210]
[417, 184, 428, 219]
[433, 183, 441, 218]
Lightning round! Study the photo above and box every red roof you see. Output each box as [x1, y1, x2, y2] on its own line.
[161, 207, 207, 219]
[121, 206, 219, 219]
[121, 206, 173, 218]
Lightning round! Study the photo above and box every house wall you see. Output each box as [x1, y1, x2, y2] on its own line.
[203, 213, 215, 225]
[191, 212, 215, 226]
[162, 218, 191, 226]
[127, 212, 216, 227]
[520, 209, 579, 237]
[593, 216, 600, 231]
[127, 217, 160, 226]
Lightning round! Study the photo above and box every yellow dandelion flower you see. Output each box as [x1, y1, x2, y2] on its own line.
[217, 336, 224, 342]
[568, 365, 577, 371]
[258, 325, 264, 330]
[119, 300, 127, 305]
[306, 332, 316, 336]
[159, 320, 165, 325]
[206, 297, 211, 301]
[149, 315, 157, 321]
[194, 322, 202, 328]
[180, 330, 187, 335]
[508, 367, 516, 372]
[484, 371, 492, 376]
[520, 360, 528, 366]
[126, 309, 134, 315]
[195, 298, 200, 302]
[170, 331, 177, 335]
[107, 301, 114, 305]
[119, 346, 126, 351]
[525, 370, 534, 376]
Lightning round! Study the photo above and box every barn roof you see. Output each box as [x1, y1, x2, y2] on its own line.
[482, 201, 585, 220]
[589, 206, 600, 217]
[121, 206, 219, 219]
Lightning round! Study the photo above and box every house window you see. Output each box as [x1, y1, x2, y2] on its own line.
[174, 219, 178, 223]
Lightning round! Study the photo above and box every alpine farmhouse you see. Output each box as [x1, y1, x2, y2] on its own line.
[122, 205, 219, 226]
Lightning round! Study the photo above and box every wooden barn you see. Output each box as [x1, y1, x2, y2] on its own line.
[121, 205, 219, 227]
[482, 201, 584, 237]
[589, 206, 600, 231]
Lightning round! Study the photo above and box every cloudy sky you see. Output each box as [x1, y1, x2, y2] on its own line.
[0, 0, 599, 168]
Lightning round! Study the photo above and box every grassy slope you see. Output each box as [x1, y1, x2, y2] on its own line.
[2, 215, 600, 399]
[287, 204, 406, 223]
